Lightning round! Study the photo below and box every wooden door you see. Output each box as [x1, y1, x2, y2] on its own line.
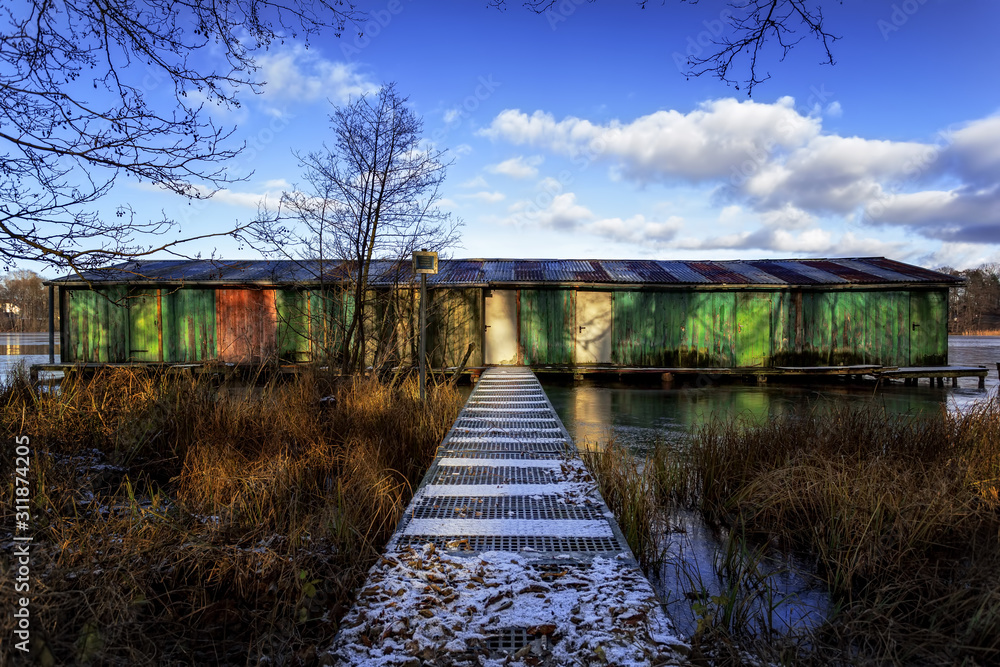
[575, 291, 613, 364]
[736, 292, 770, 368]
[484, 289, 519, 365]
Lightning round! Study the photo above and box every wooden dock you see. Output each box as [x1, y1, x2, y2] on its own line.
[329, 367, 687, 666]
[871, 365, 989, 389]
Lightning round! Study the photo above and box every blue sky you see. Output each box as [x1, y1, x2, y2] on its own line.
[97, 0, 1000, 274]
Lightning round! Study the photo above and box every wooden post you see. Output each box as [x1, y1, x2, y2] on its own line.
[419, 273, 427, 402]
[48, 284, 55, 364]
[952, 377, 958, 388]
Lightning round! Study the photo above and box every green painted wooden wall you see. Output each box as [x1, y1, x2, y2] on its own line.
[909, 290, 947, 365]
[65, 287, 128, 362]
[520, 289, 574, 365]
[165, 288, 216, 362]
[61, 284, 950, 369]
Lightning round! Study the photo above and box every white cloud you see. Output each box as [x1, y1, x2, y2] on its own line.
[483, 99, 1000, 248]
[677, 226, 904, 257]
[481, 97, 819, 182]
[257, 46, 378, 104]
[758, 204, 816, 229]
[462, 190, 506, 204]
[742, 135, 936, 214]
[488, 155, 544, 179]
[946, 115, 1000, 186]
[586, 215, 683, 245]
[507, 192, 594, 230]
[461, 175, 489, 189]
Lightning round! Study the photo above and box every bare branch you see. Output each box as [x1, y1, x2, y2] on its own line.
[0, 0, 361, 274]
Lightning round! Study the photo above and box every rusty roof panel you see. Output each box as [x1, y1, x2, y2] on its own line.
[718, 261, 785, 285]
[772, 260, 847, 284]
[806, 259, 886, 283]
[52, 257, 959, 287]
[629, 260, 679, 283]
[687, 262, 750, 284]
[482, 260, 515, 282]
[655, 261, 710, 283]
[514, 261, 544, 282]
[575, 259, 612, 283]
[600, 260, 645, 283]
[438, 260, 485, 284]
[747, 260, 820, 285]
[864, 257, 962, 283]
[833, 258, 915, 283]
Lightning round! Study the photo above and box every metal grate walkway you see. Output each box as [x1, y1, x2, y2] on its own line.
[330, 368, 686, 665]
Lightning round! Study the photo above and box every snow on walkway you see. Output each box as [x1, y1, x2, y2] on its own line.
[328, 367, 688, 666]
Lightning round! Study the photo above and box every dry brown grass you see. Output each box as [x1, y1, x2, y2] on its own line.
[649, 402, 1000, 665]
[953, 328, 1000, 336]
[0, 367, 462, 666]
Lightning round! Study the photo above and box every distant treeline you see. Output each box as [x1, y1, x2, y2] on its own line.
[0, 270, 58, 332]
[942, 264, 1000, 334]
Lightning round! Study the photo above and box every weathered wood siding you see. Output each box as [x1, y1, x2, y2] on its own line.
[428, 288, 483, 368]
[216, 289, 277, 363]
[57, 284, 950, 369]
[520, 289, 574, 365]
[64, 287, 128, 362]
[165, 288, 217, 362]
[276, 289, 311, 362]
[127, 289, 163, 362]
[909, 290, 947, 365]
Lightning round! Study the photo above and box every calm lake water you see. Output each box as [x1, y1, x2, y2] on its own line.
[541, 336, 999, 638]
[544, 336, 1000, 455]
[0, 332, 60, 379]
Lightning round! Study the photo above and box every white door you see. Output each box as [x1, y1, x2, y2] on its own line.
[484, 290, 519, 365]
[575, 291, 613, 364]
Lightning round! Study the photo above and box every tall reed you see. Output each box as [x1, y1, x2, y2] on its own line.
[0, 367, 462, 666]
[649, 401, 1000, 665]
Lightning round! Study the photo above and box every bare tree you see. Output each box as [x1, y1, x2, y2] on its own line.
[251, 83, 461, 373]
[944, 264, 1000, 333]
[491, 0, 841, 96]
[0, 0, 360, 276]
[0, 269, 48, 331]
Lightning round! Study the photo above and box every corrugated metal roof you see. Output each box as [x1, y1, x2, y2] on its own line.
[865, 257, 959, 283]
[656, 261, 710, 283]
[833, 258, 916, 283]
[688, 262, 751, 284]
[50, 257, 962, 287]
[747, 260, 820, 285]
[771, 260, 848, 284]
[718, 261, 786, 285]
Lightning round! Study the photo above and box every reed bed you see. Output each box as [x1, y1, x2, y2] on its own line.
[585, 400, 1000, 665]
[0, 367, 462, 666]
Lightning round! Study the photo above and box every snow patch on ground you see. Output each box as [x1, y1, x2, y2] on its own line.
[402, 519, 614, 538]
[328, 544, 687, 666]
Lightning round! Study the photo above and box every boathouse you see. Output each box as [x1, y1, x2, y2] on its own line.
[46, 257, 960, 371]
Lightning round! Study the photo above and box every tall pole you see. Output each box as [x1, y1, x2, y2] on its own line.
[48, 285, 55, 364]
[419, 272, 427, 402]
